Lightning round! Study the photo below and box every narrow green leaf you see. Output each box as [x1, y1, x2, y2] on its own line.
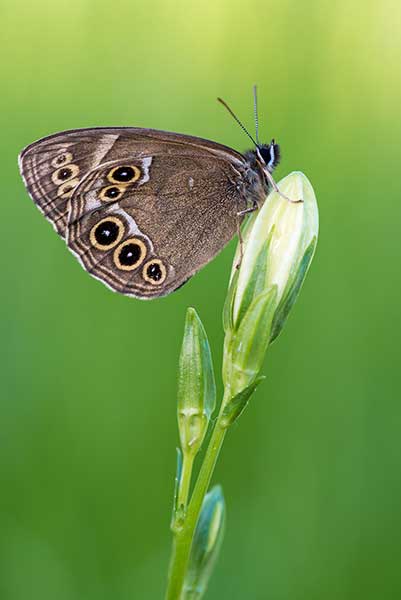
[229, 286, 277, 396]
[270, 237, 317, 343]
[234, 226, 274, 329]
[182, 486, 226, 599]
[177, 308, 216, 456]
[220, 376, 265, 428]
[223, 267, 240, 333]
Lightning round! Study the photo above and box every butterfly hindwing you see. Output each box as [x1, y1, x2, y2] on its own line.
[66, 151, 247, 297]
[66, 156, 165, 296]
[19, 127, 251, 298]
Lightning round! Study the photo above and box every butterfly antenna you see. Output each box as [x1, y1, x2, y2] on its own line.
[253, 84, 261, 146]
[217, 96, 259, 148]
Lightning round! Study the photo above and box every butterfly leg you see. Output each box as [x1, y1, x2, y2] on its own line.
[234, 198, 259, 268]
[263, 168, 303, 203]
[235, 218, 244, 270]
[235, 198, 256, 269]
[237, 198, 258, 217]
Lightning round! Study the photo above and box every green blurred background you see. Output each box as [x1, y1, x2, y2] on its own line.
[2, 0, 401, 598]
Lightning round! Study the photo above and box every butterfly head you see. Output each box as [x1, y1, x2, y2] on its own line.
[244, 140, 281, 175]
[256, 141, 281, 172]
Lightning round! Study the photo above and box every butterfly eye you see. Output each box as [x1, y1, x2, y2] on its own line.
[51, 152, 73, 168]
[90, 216, 125, 250]
[99, 185, 124, 202]
[52, 164, 80, 185]
[107, 165, 141, 184]
[142, 259, 167, 285]
[114, 238, 147, 271]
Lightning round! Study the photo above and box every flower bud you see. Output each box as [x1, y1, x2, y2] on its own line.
[233, 171, 318, 332]
[182, 485, 226, 599]
[177, 308, 216, 457]
[223, 171, 319, 398]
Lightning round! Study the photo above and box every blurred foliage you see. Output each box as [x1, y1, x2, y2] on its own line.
[1, 0, 401, 598]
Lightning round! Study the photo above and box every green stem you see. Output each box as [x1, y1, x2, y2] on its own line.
[177, 452, 195, 512]
[165, 391, 230, 600]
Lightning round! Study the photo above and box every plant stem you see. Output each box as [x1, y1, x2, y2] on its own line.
[177, 452, 195, 512]
[166, 391, 230, 600]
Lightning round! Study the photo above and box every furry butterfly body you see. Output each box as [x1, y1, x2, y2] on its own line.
[18, 127, 279, 298]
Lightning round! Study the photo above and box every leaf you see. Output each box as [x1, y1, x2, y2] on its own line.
[220, 376, 265, 428]
[233, 226, 274, 329]
[269, 237, 317, 343]
[229, 286, 277, 396]
[223, 267, 239, 333]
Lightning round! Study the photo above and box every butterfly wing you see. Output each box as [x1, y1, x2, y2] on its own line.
[18, 129, 125, 238]
[19, 128, 252, 298]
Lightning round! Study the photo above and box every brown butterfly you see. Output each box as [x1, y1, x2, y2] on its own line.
[18, 94, 281, 299]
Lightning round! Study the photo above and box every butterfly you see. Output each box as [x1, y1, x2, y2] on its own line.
[18, 92, 281, 299]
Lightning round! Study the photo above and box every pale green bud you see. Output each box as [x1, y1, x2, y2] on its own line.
[232, 171, 319, 335]
[222, 171, 319, 400]
[177, 308, 216, 457]
[182, 485, 226, 599]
